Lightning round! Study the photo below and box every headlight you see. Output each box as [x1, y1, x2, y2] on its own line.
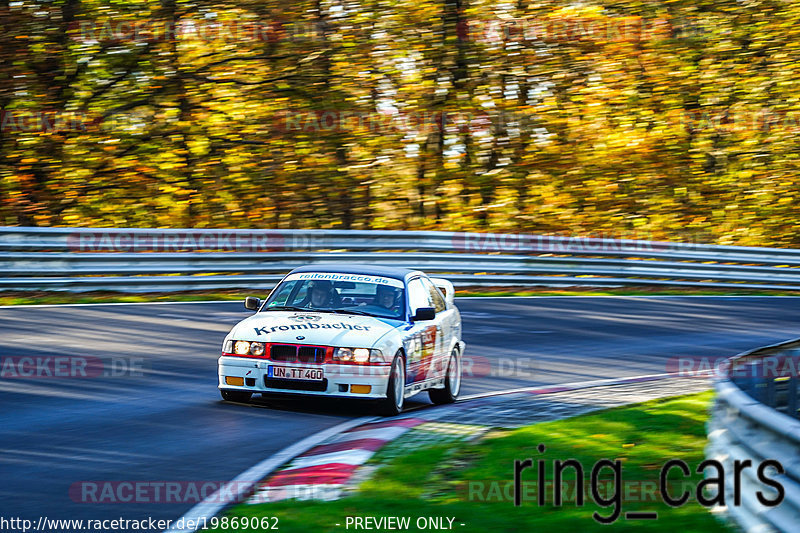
[226, 340, 266, 356]
[353, 348, 370, 363]
[333, 347, 354, 361]
[332, 347, 385, 363]
[250, 342, 265, 356]
[234, 341, 251, 355]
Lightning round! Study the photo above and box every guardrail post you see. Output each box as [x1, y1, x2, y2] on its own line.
[743, 360, 761, 400]
[766, 375, 777, 407]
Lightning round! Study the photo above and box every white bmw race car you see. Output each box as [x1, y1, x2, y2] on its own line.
[218, 265, 464, 415]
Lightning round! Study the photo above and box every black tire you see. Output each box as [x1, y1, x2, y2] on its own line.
[378, 352, 405, 416]
[429, 349, 461, 405]
[220, 389, 252, 403]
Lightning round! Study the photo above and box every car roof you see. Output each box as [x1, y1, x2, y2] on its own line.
[288, 264, 420, 281]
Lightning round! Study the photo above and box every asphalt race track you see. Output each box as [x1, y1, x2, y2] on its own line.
[2, 296, 799, 524]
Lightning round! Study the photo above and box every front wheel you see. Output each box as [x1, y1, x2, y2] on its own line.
[429, 349, 461, 405]
[378, 352, 405, 416]
[220, 389, 252, 403]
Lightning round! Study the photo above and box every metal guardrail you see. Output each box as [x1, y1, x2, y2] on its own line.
[707, 339, 800, 533]
[1, 226, 800, 291]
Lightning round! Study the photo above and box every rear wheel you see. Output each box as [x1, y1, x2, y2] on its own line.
[378, 352, 405, 416]
[220, 389, 252, 403]
[429, 349, 461, 405]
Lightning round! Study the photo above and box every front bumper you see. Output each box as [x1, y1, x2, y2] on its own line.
[218, 355, 391, 399]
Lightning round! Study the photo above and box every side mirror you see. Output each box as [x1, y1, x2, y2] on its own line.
[412, 307, 436, 321]
[244, 297, 261, 311]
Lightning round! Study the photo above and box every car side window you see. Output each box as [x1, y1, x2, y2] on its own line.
[267, 280, 298, 307]
[288, 284, 309, 306]
[407, 279, 431, 312]
[421, 278, 446, 313]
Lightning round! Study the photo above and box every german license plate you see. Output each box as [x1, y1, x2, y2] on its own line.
[268, 366, 324, 381]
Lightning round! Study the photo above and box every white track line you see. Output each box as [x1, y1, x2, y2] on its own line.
[459, 370, 712, 401]
[164, 415, 376, 533]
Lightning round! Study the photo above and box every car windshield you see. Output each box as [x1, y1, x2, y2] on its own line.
[262, 272, 406, 320]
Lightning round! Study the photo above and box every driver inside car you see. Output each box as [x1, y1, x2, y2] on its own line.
[306, 280, 338, 308]
[374, 284, 401, 314]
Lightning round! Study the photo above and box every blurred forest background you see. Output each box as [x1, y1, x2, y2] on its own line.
[1, 0, 799, 245]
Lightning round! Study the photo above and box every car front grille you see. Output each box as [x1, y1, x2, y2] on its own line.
[269, 344, 327, 363]
[270, 344, 298, 362]
[298, 346, 326, 363]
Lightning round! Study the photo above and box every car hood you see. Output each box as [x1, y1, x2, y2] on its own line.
[228, 310, 402, 347]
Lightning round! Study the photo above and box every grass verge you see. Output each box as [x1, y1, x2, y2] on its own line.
[0, 287, 795, 306]
[455, 286, 798, 297]
[212, 392, 732, 532]
[0, 290, 252, 306]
